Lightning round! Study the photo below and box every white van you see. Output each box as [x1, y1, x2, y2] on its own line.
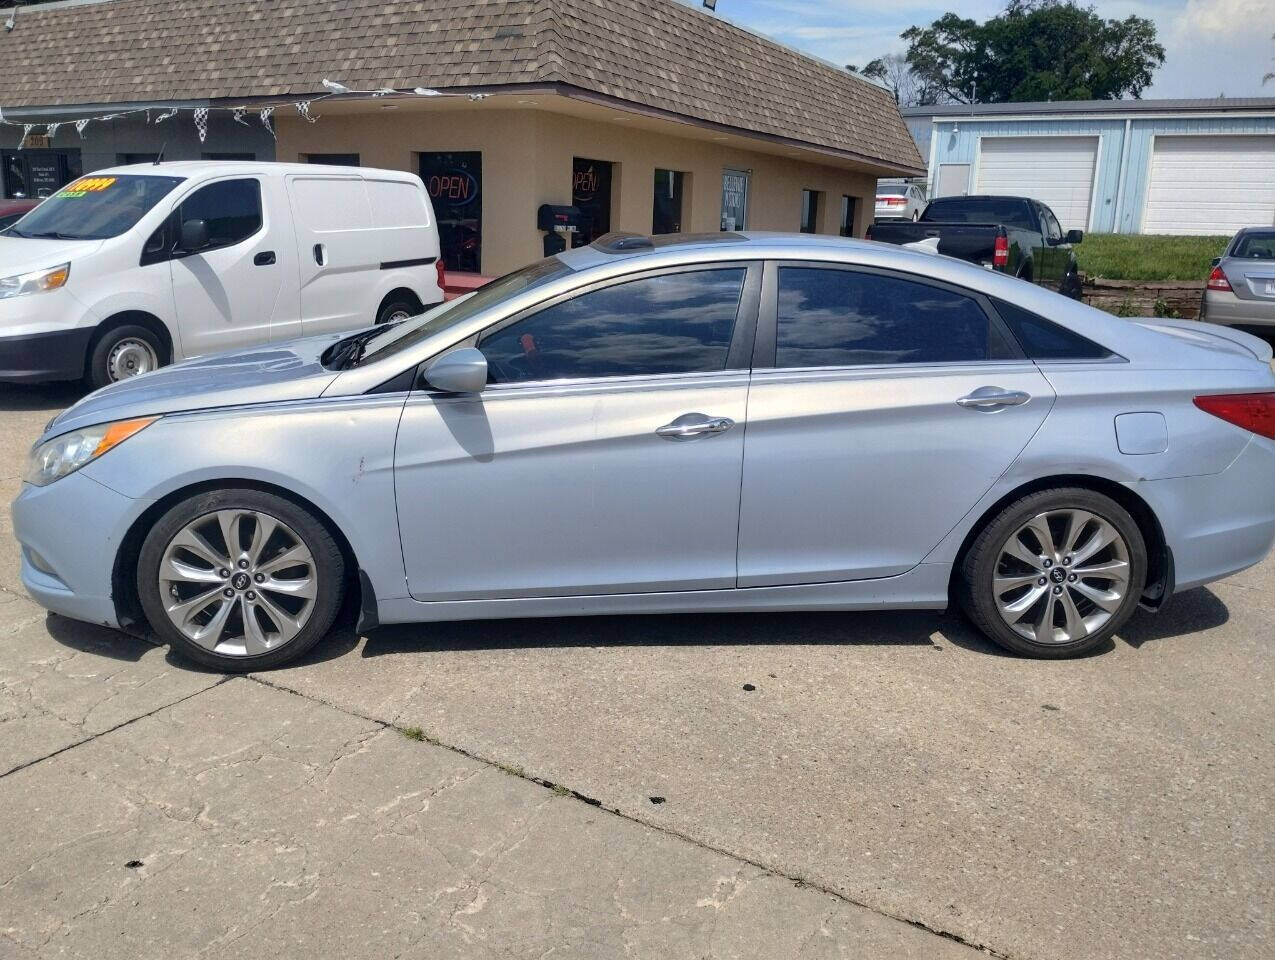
[0, 161, 443, 386]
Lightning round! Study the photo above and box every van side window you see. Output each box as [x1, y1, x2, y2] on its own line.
[179, 179, 262, 250]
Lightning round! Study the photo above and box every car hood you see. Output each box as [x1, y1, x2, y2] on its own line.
[45, 332, 351, 439]
[0, 235, 103, 275]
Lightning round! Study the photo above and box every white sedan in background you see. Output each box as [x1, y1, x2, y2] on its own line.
[875, 182, 926, 221]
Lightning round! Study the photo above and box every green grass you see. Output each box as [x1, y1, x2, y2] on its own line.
[1076, 233, 1229, 283]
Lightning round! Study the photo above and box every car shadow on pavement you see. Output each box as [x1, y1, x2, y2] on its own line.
[1119, 587, 1230, 649]
[44, 613, 163, 664]
[351, 609, 963, 661]
[0, 382, 85, 413]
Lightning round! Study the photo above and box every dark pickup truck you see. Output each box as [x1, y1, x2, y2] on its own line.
[866, 195, 1084, 299]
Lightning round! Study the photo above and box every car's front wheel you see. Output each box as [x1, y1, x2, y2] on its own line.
[137, 488, 345, 671]
[958, 488, 1147, 658]
[87, 324, 166, 389]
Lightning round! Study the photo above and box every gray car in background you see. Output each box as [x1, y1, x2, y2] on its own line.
[13, 233, 1275, 671]
[1201, 227, 1275, 329]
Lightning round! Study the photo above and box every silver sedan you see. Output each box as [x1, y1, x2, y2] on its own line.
[14, 232, 1275, 670]
[1201, 227, 1275, 329]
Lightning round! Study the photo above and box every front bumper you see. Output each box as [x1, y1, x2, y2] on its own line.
[12, 471, 151, 628]
[0, 327, 92, 382]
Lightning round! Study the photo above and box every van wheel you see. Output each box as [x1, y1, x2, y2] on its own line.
[375, 296, 421, 326]
[87, 324, 165, 389]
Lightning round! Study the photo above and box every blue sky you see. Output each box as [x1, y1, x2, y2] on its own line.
[685, 0, 1275, 99]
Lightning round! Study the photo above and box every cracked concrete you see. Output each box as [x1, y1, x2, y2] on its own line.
[1, 385, 1272, 959]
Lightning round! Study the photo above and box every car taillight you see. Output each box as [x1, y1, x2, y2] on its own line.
[435, 258, 446, 291]
[1194, 392, 1275, 441]
[1207, 265, 1232, 292]
[993, 234, 1009, 269]
[884, 197, 905, 205]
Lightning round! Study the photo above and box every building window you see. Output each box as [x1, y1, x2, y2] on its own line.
[420, 151, 482, 273]
[840, 195, 857, 237]
[303, 153, 360, 166]
[653, 169, 686, 234]
[2, 149, 82, 199]
[572, 157, 613, 246]
[203, 152, 256, 161]
[721, 169, 749, 231]
[800, 189, 821, 234]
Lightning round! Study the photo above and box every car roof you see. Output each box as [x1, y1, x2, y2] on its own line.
[85, 160, 421, 181]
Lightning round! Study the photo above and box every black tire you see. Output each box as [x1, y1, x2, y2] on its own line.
[958, 487, 1147, 659]
[137, 488, 345, 672]
[375, 295, 421, 326]
[86, 323, 166, 390]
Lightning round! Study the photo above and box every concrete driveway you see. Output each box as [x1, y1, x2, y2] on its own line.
[0, 383, 1270, 960]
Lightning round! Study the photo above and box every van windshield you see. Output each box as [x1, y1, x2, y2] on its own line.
[6, 174, 184, 241]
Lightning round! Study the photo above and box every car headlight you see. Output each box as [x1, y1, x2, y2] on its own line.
[0, 263, 70, 300]
[24, 417, 157, 487]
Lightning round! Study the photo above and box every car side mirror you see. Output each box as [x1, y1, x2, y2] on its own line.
[423, 347, 487, 394]
[1065, 229, 1084, 245]
[178, 218, 210, 254]
[1210, 257, 1222, 268]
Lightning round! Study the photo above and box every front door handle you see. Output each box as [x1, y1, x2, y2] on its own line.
[313, 243, 326, 266]
[957, 387, 1032, 410]
[656, 413, 735, 441]
[254, 250, 276, 266]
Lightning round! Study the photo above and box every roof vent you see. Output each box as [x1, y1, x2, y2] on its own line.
[592, 232, 655, 253]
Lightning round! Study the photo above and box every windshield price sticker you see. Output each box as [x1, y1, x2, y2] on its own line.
[56, 177, 118, 198]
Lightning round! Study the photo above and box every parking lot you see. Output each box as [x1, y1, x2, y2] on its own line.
[0, 383, 1271, 960]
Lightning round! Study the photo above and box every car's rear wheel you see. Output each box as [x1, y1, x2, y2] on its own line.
[137, 489, 344, 671]
[959, 488, 1147, 658]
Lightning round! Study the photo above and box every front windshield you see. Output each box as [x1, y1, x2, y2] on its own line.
[8, 174, 184, 241]
[355, 255, 577, 365]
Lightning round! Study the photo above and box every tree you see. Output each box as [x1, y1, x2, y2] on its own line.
[887, 0, 1165, 104]
[858, 53, 951, 107]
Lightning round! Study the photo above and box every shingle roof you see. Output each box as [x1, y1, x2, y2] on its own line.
[0, 0, 922, 172]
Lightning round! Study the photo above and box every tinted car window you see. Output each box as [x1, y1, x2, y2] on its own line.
[921, 197, 1036, 231]
[993, 298, 1114, 361]
[1232, 232, 1275, 259]
[775, 267, 1013, 368]
[481, 268, 745, 383]
[179, 179, 262, 248]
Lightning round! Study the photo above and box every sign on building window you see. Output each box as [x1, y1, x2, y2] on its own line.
[721, 169, 749, 231]
[419, 151, 482, 273]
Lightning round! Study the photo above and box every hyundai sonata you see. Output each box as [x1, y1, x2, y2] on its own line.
[14, 232, 1275, 670]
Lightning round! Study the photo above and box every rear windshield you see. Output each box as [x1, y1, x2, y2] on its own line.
[922, 197, 1035, 231]
[6, 174, 184, 241]
[1232, 232, 1275, 260]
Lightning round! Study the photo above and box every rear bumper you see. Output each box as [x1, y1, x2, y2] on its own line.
[1201, 289, 1275, 327]
[1136, 436, 1275, 594]
[0, 327, 91, 382]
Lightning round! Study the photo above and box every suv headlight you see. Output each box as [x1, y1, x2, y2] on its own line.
[24, 417, 157, 487]
[0, 263, 70, 300]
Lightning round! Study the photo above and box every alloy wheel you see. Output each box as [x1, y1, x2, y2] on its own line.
[992, 509, 1131, 645]
[107, 337, 159, 381]
[158, 510, 318, 658]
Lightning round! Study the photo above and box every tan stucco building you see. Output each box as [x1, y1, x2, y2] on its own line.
[1, 0, 924, 278]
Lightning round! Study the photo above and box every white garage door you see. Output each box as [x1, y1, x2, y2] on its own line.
[1143, 135, 1275, 235]
[975, 136, 1098, 231]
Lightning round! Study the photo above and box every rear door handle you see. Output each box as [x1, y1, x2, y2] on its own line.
[313, 243, 326, 266]
[957, 387, 1031, 410]
[254, 251, 276, 266]
[656, 413, 735, 441]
